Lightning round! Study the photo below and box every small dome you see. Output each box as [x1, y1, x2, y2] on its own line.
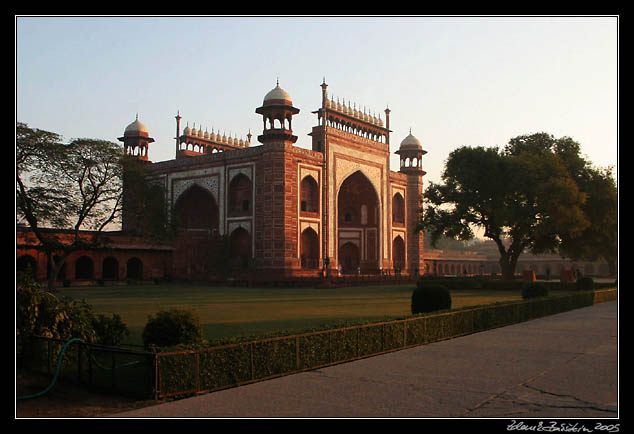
[400, 130, 422, 150]
[264, 80, 292, 104]
[124, 115, 149, 136]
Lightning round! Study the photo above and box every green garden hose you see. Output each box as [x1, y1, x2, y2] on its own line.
[17, 338, 83, 401]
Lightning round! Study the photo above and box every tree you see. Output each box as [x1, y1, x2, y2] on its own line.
[559, 166, 618, 274]
[120, 155, 176, 243]
[17, 271, 129, 354]
[418, 135, 589, 280]
[506, 133, 618, 275]
[16, 122, 167, 289]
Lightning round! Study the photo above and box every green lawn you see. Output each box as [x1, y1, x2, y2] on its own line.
[57, 283, 527, 346]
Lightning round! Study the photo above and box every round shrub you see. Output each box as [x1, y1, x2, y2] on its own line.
[521, 283, 549, 299]
[576, 277, 594, 291]
[411, 284, 452, 314]
[142, 308, 203, 349]
[92, 313, 130, 347]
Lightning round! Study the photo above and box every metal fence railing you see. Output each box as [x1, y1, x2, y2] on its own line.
[19, 336, 156, 399]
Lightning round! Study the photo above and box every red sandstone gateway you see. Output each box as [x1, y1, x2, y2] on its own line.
[17, 81, 608, 286]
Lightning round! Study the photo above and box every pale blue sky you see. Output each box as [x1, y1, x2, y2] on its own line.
[16, 15, 618, 187]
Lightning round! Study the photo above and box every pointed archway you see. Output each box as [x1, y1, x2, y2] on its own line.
[173, 184, 219, 232]
[339, 242, 360, 274]
[227, 174, 252, 218]
[337, 170, 381, 273]
[102, 257, 119, 280]
[230, 227, 252, 269]
[300, 227, 319, 269]
[392, 235, 405, 273]
[127, 257, 143, 280]
[172, 184, 220, 276]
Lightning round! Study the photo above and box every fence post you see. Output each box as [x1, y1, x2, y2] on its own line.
[195, 351, 200, 394]
[46, 339, 51, 376]
[381, 323, 385, 352]
[249, 343, 255, 381]
[77, 344, 82, 384]
[112, 351, 116, 392]
[87, 345, 93, 387]
[153, 353, 160, 400]
[328, 331, 332, 364]
[403, 320, 407, 348]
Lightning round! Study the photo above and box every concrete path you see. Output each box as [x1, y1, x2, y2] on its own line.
[114, 301, 619, 419]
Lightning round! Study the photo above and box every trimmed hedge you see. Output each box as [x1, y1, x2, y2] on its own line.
[142, 308, 204, 349]
[576, 277, 594, 291]
[199, 344, 252, 390]
[25, 288, 616, 400]
[522, 282, 550, 299]
[152, 288, 616, 399]
[411, 283, 452, 314]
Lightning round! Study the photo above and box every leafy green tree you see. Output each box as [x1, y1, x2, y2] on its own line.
[16, 122, 171, 289]
[17, 123, 125, 289]
[418, 135, 589, 280]
[559, 165, 617, 274]
[120, 156, 176, 243]
[17, 272, 97, 344]
[506, 133, 618, 275]
[17, 272, 130, 356]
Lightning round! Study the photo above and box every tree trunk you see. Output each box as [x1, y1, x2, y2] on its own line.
[493, 237, 522, 281]
[46, 254, 58, 291]
[46, 252, 68, 291]
[607, 260, 617, 277]
[498, 254, 518, 281]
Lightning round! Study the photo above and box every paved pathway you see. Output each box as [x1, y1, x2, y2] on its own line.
[114, 301, 619, 419]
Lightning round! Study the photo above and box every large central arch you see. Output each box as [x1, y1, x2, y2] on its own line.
[173, 184, 219, 233]
[172, 184, 220, 276]
[337, 170, 381, 274]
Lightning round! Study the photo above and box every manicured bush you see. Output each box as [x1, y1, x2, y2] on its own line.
[521, 283, 549, 299]
[92, 313, 130, 346]
[17, 271, 103, 345]
[576, 277, 594, 291]
[142, 308, 204, 349]
[411, 284, 452, 314]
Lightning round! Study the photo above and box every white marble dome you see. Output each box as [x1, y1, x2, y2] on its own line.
[124, 115, 149, 136]
[399, 131, 422, 150]
[264, 81, 292, 104]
